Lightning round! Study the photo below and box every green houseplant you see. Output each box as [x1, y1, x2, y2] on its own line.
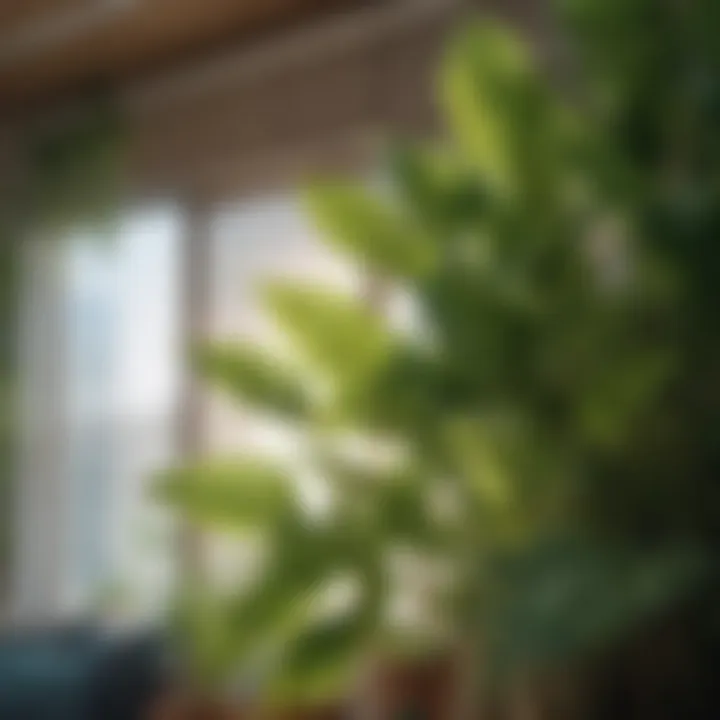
[160, 2, 720, 717]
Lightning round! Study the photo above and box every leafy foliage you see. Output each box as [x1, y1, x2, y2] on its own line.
[161, 1, 720, 710]
[196, 343, 311, 420]
[305, 183, 437, 278]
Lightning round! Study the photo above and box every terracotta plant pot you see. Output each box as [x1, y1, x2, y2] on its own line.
[147, 657, 456, 720]
[148, 692, 245, 720]
[148, 692, 343, 720]
[370, 654, 456, 720]
[264, 708, 343, 720]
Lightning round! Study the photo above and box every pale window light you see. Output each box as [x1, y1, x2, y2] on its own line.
[15, 205, 182, 622]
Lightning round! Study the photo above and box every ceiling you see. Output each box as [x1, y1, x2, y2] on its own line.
[0, 0, 363, 111]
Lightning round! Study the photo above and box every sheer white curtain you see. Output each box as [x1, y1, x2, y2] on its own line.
[12, 207, 181, 623]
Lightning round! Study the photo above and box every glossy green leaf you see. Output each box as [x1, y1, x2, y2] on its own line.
[156, 459, 294, 532]
[268, 609, 373, 705]
[196, 341, 311, 418]
[264, 282, 391, 381]
[441, 22, 551, 197]
[490, 538, 709, 668]
[389, 142, 489, 232]
[305, 182, 437, 277]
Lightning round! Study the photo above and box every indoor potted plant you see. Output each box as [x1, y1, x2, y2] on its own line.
[159, 3, 720, 717]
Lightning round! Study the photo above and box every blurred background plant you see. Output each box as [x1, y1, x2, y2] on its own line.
[158, 1, 720, 717]
[0, 98, 124, 609]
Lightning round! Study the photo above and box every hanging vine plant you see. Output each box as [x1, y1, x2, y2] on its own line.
[27, 94, 126, 234]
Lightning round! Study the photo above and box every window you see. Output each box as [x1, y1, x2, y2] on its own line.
[13, 207, 181, 622]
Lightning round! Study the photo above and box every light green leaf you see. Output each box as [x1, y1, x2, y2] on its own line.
[444, 416, 514, 510]
[174, 536, 330, 687]
[218, 556, 325, 674]
[156, 459, 294, 532]
[268, 598, 377, 706]
[220, 521, 379, 695]
[196, 341, 311, 418]
[441, 21, 550, 196]
[304, 182, 437, 277]
[264, 282, 391, 381]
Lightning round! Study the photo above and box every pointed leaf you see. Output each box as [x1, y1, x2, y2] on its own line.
[327, 456, 449, 550]
[266, 561, 382, 708]
[219, 520, 376, 686]
[196, 342, 311, 418]
[441, 22, 550, 196]
[217, 553, 326, 674]
[156, 459, 294, 532]
[389, 142, 489, 231]
[269, 609, 373, 705]
[444, 416, 514, 511]
[264, 282, 391, 381]
[305, 182, 437, 277]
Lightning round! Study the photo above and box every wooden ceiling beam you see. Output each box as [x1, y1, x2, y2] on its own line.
[0, 1, 135, 68]
[0, 0, 360, 109]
